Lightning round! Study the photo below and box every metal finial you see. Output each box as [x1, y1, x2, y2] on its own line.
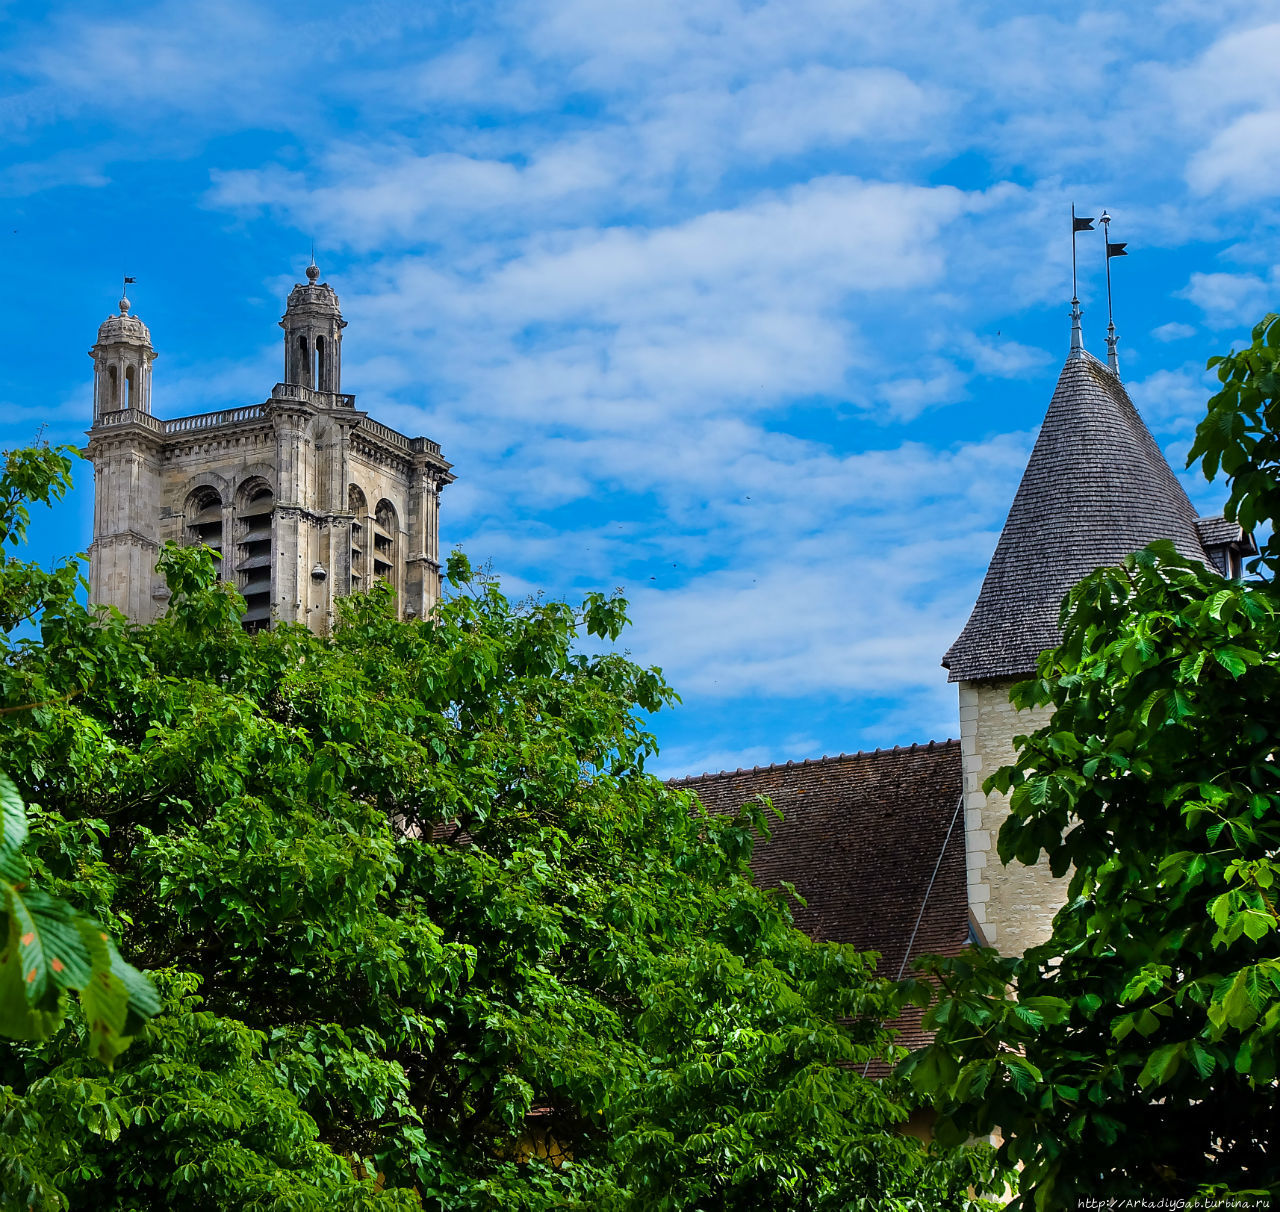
[1070, 297, 1085, 358]
[1106, 321, 1120, 376]
[120, 274, 136, 314]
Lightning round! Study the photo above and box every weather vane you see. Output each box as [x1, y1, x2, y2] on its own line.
[1070, 206, 1095, 355]
[1071, 205, 1094, 301]
[1101, 212, 1128, 376]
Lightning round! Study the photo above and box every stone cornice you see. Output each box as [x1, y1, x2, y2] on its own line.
[350, 433, 414, 476]
[273, 505, 361, 529]
[89, 530, 159, 550]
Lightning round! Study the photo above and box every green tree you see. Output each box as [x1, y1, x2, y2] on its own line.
[903, 315, 1280, 1207]
[0, 447, 1002, 1209]
[0, 448, 159, 1066]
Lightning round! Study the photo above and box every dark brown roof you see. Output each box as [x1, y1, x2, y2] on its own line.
[672, 740, 968, 986]
[673, 742, 967, 1066]
[943, 351, 1214, 682]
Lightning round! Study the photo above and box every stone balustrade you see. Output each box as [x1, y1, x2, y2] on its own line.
[93, 398, 442, 462]
[165, 405, 268, 432]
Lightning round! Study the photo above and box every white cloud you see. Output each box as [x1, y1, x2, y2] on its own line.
[956, 334, 1052, 379]
[1126, 365, 1214, 438]
[1187, 109, 1280, 199]
[1151, 321, 1196, 342]
[1179, 269, 1277, 328]
[876, 366, 968, 422]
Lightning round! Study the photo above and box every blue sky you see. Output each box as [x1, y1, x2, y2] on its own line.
[2, 0, 1278, 777]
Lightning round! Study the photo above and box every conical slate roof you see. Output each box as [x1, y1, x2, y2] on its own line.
[943, 350, 1211, 683]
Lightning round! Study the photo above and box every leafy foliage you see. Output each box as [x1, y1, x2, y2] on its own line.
[0, 770, 159, 1065]
[0, 446, 159, 1065]
[1189, 311, 1280, 551]
[0, 449, 1002, 1208]
[903, 317, 1280, 1207]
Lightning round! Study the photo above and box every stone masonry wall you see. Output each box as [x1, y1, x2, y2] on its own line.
[959, 679, 1067, 956]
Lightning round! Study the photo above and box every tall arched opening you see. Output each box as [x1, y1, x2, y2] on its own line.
[236, 480, 275, 630]
[373, 499, 398, 590]
[348, 484, 368, 592]
[184, 487, 224, 571]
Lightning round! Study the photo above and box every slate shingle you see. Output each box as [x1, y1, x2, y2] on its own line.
[943, 352, 1217, 683]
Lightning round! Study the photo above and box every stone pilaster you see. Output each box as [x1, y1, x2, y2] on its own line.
[405, 462, 444, 619]
[85, 424, 165, 622]
[959, 679, 1066, 956]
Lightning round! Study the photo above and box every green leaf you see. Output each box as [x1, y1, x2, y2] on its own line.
[77, 921, 132, 1067]
[0, 772, 27, 859]
[5, 885, 92, 1006]
[1137, 1041, 1185, 1090]
[1214, 649, 1248, 677]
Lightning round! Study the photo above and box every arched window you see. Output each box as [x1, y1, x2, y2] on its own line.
[107, 365, 119, 410]
[315, 336, 326, 391]
[373, 499, 398, 590]
[125, 365, 136, 409]
[236, 480, 275, 631]
[296, 335, 310, 388]
[348, 484, 368, 592]
[184, 488, 224, 570]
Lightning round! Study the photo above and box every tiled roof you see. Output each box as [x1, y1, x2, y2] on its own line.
[671, 741, 968, 1058]
[943, 352, 1212, 682]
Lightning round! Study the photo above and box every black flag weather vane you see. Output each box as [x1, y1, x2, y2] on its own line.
[1070, 205, 1129, 375]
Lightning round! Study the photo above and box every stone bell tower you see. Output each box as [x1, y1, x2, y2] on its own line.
[943, 300, 1252, 956]
[85, 289, 162, 619]
[85, 264, 454, 631]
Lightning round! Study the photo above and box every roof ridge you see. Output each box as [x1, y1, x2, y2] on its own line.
[666, 737, 959, 786]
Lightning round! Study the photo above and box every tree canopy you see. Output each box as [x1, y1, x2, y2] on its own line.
[0, 446, 1000, 1210]
[904, 315, 1280, 1207]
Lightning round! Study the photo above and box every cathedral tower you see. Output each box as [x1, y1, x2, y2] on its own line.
[85, 265, 453, 631]
[943, 302, 1251, 955]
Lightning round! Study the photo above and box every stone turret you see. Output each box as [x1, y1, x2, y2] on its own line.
[90, 292, 156, 419]
[280, 260, 346, 392]
[943, 310, 1252, 955]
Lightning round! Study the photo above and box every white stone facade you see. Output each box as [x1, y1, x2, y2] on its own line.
[958, 679, 1066, 955]
[84, 272, 453, 632]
